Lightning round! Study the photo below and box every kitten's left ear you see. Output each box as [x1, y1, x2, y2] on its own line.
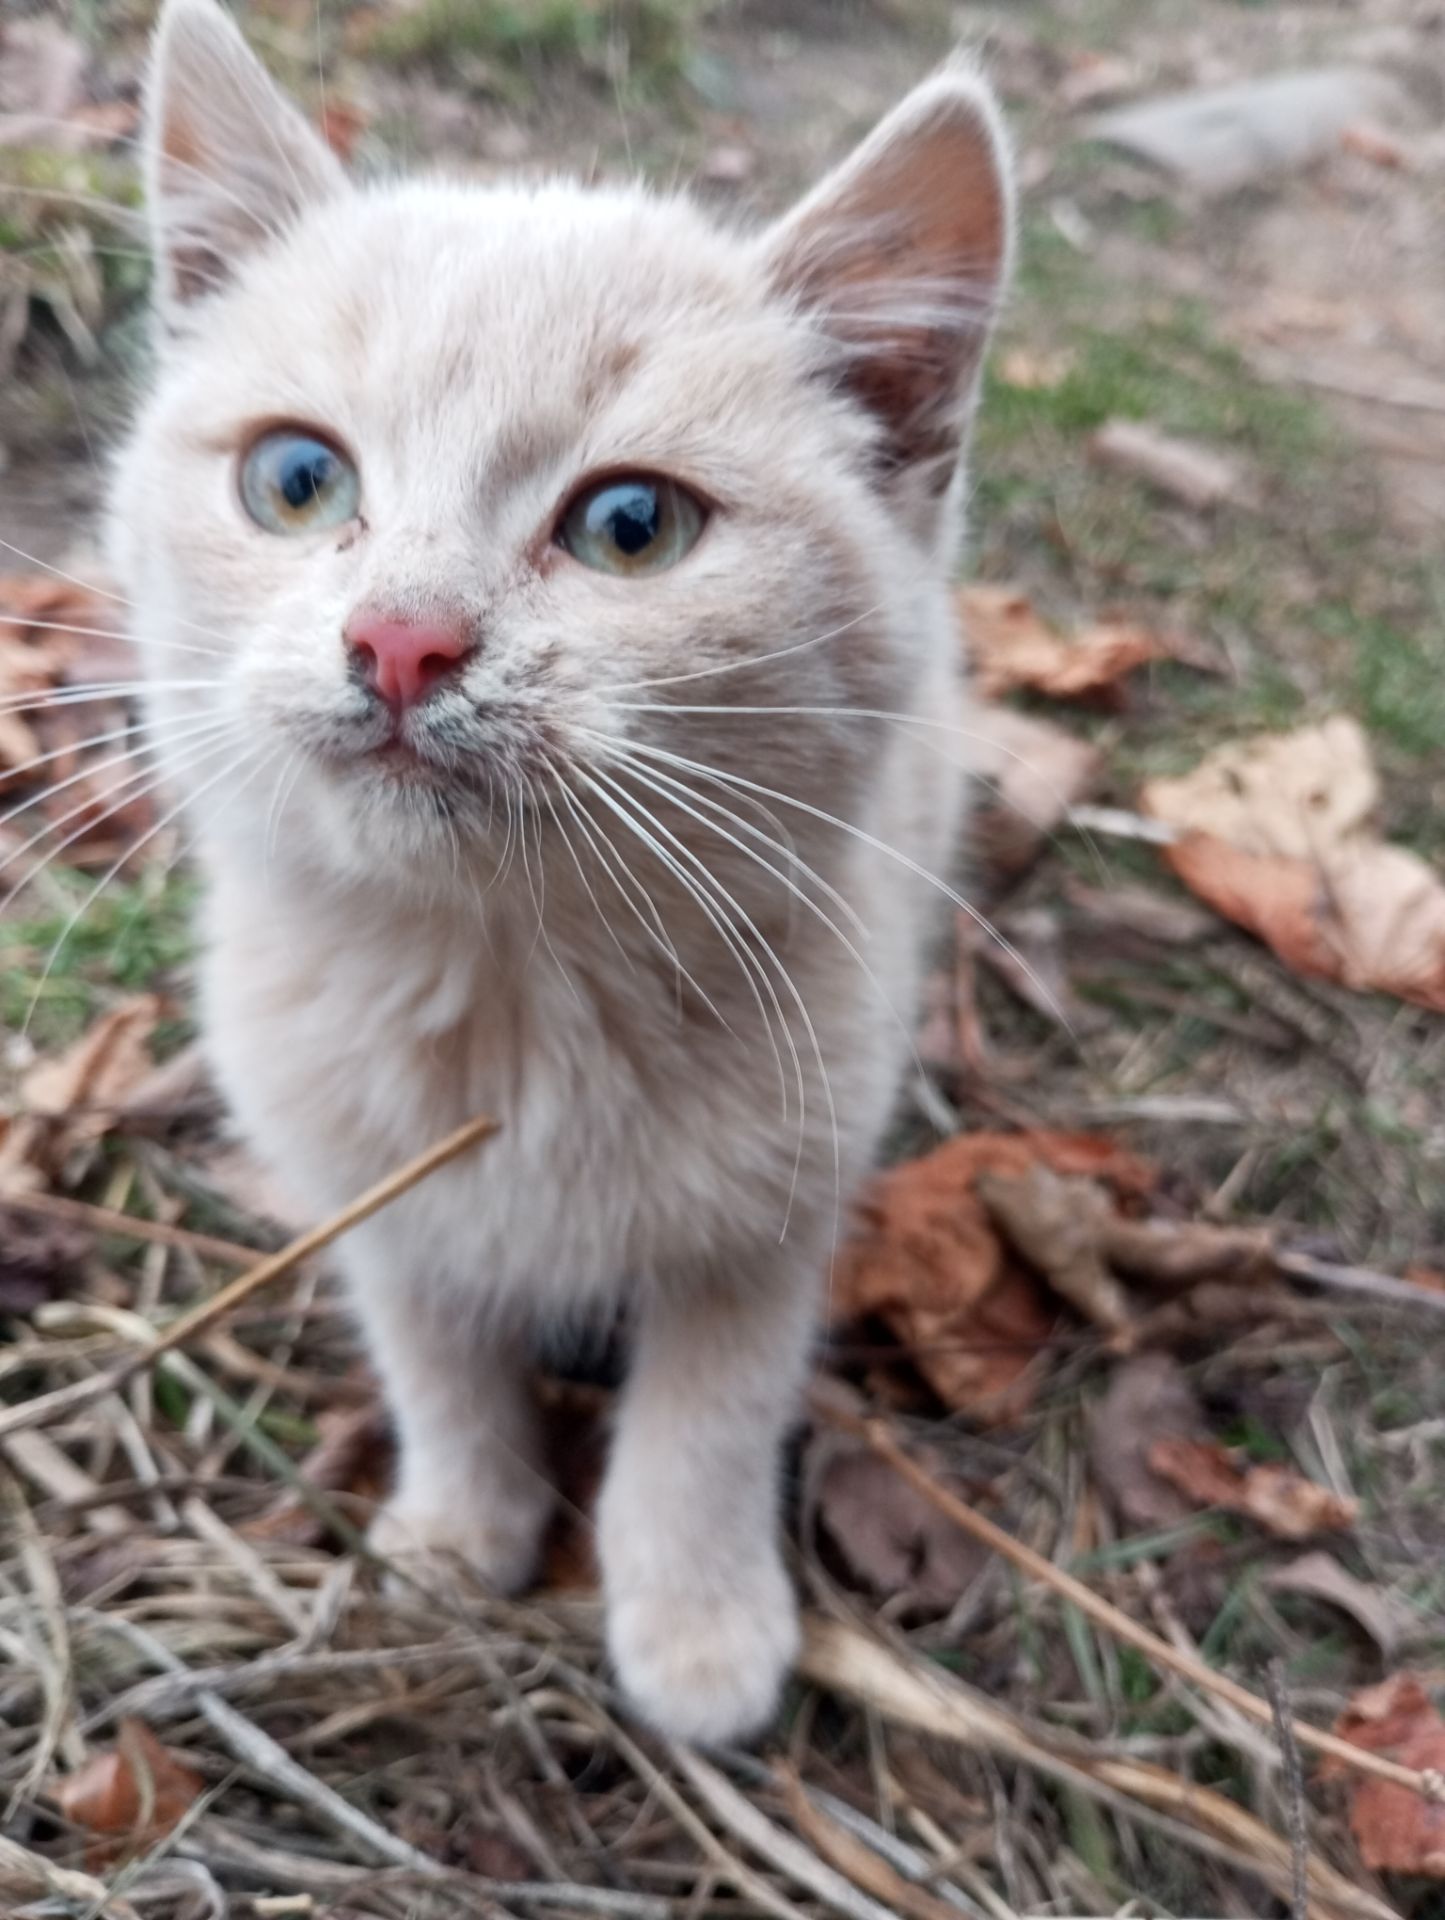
[764, 61, 1013, 514]
[145, 0, 345, 323]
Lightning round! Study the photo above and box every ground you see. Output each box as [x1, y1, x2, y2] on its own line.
[1, 2, 1444, 1917]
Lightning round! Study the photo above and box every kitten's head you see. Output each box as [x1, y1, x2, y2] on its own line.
[112, 0, 1011, 887]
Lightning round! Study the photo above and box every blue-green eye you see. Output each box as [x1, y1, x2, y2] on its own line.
[558, 475, 705, 576]
[240, 430, 359, 534]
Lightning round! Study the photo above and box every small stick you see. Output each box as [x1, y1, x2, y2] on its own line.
[0, 1114, 498, 1441]
[0, 1186, 262, 1266]
[1267, 1657, 1310, 1920]
[814, 1398, 1445, 1806]
[1276, 1248, 1445, 1317]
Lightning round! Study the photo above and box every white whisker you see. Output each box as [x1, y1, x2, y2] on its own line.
[609, 697, 1111, 883]
[0, 539, 237, 654]
[586, 760, 842, 1244]
[607, 601, 886, 695]
[556, 780, 719, 1026]
[606, 735, 1078, 1039]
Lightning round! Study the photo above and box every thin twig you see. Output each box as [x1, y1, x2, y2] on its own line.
[671, 1744, 897, 1920]
[1267, 1657, 1310, 1920]
[0, 1114, 499, 1441]
[1276, 1248, 1445, 1316]
[814, 1400, 1444, 1806]
[0, 1832, 141, 1920]
[0, 1186, 261, 1266]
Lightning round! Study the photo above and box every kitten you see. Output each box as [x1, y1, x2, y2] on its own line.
[110, 0, 1011, 1743]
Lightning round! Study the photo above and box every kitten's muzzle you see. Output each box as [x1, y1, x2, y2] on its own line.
[344, 610, 474, 714]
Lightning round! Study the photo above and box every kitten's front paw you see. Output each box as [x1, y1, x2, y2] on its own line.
[607, 1552, 799, 1745]
[368, 1489, 549, 1598]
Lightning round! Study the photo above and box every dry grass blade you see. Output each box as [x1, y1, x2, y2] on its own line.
[1, 1186, 261, 1265]
[815, 1401, 1444, 1806]
[776, 1764, 966, 1920]
[671, 1743, 897, 1920]
[0, 1832, 141, 1920]
[798, 1616, 1401, 1920]
[0, 1113, 499, 1440]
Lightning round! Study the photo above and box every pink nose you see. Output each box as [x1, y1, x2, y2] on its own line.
[345, 614, 473, 711]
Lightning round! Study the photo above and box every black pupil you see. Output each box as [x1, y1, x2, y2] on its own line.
[279, 443, 336, 511]
[594, 483, 659, 556]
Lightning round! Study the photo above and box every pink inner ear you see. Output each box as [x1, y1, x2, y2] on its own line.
[770, 91, 1010, 481]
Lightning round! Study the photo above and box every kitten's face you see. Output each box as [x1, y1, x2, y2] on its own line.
[113, 0, 1010, 886]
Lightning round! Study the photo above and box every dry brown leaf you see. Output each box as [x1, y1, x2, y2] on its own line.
[0, 573, 136, 688]
[968, 700, 1101, 874]
[1148, 1436, 1357, 1540]
[22, 996, 161, 1137]
[53, 1719, 203, 1865]
[960, 584, 1167, 702]
[1059, 51, 1141, 109]
[806, 1428, 990, 1610]
[1340, 122, 1410, 170]
[976, 1164, 1135, 1343]
[1144, 719, 1445, 1011]
[1265, 1552, 1418, 1660]
[1088, 1354, 1208, 1532]
[1165, 832, 1445, 1011]
[995, 346, 1073, 390]
[1097, 1213, 1274, 1293]
[978, 1163, 1273, 1346]
[1405, 1263, 1445, 1294]
[1088, 419, 1253, 512]
[1142, 717, 1377, 860]
[833, 1131, 1153, 1419]
[1329, 1674, 1445, 1876]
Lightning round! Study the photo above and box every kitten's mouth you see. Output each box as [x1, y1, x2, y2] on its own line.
[368, 735, 444, 782]
[312, 702, 553, 808]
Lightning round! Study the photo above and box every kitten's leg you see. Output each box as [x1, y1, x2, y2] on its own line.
[350, 1257, 552, 1596]
[599, 1256, 815, 1744]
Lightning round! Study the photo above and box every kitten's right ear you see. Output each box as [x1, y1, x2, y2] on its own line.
[763, 63, 1012, 520]
[145, 0, 345, 322]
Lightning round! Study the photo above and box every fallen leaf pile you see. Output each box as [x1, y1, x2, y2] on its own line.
[831, 1129, 1155, 1419]
[1143, 717, 1445, 1010]
[1329, 1674, 1445, 1877]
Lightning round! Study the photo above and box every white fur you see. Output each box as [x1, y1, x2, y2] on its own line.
[112, 0, 1012, 1743]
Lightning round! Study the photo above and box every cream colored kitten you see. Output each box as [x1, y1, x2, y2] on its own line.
[111, 0, 1011, 1743]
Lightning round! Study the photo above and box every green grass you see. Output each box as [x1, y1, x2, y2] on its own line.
[366, 0, 703, 86]
[0, 867, 198, 1049]
[972, 216, 1445, 845]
